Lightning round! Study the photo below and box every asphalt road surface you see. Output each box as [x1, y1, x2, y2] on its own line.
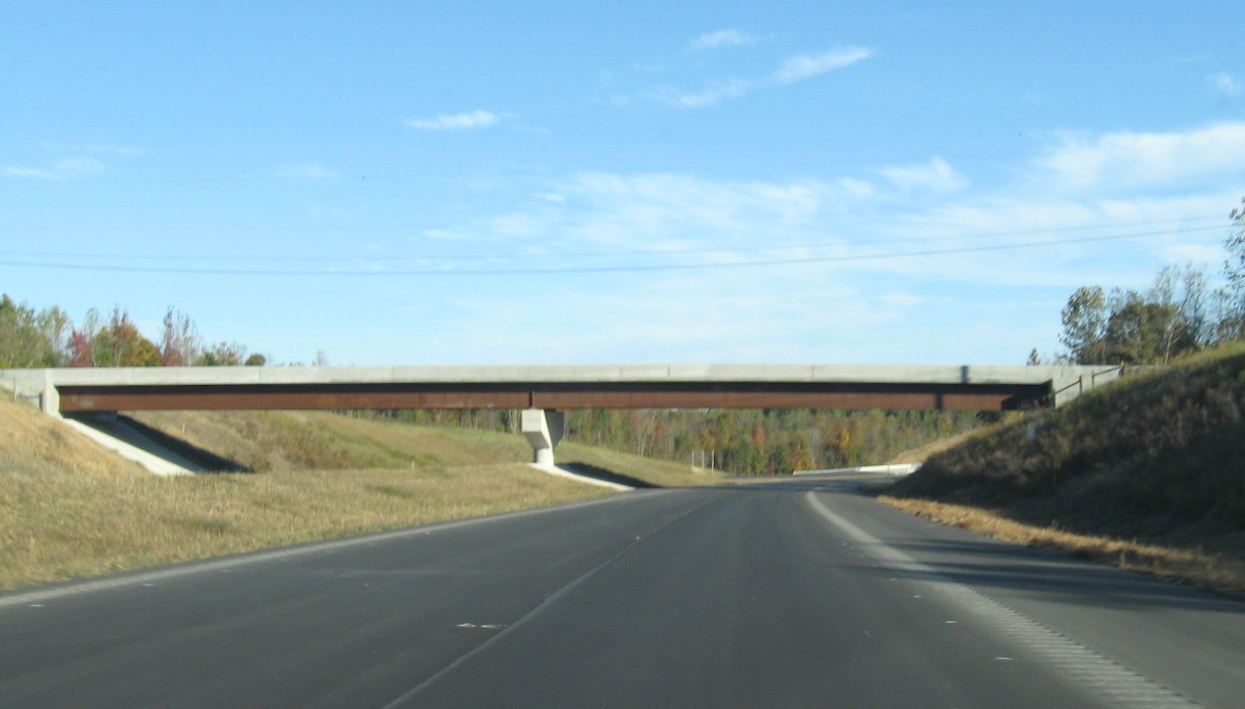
[3, 477, 1244, 708]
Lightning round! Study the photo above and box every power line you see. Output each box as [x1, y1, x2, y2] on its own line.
[0, 216, 1227, 265]
[0, 224, 1224, 277]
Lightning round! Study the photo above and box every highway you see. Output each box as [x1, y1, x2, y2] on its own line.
[2, 478, 1243, 708]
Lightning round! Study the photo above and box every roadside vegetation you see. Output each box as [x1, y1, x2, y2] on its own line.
[0, 462, 613, 592]
[0, 396, 140, 478]
[0, 398, 729, 591]
[883, 342, 1245, 598]
[345, 407, 989, 477]
[882, 201, 1245, 597]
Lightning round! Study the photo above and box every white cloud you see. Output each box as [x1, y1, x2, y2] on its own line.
[688, 29, 757, 51]
[770, 47, 874, 85]
[1036, 122, 1245, 191]
[406, 110, 507, 131]
[649, 46, 873, 109]
[3, 156, 103, 180]
[276, 162, 338, 179]
[876, 157, 968, 193]
[557, 172, 831, 238]
[836, 178, 876, 199]
[649, 78, 754, 108]
[1208, 72, 1241, 97]
[394, 120, 1244, 365]
[1159, 243, 1225, 264]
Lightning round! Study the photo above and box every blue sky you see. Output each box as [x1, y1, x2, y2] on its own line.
[3, 1, 1244, 365]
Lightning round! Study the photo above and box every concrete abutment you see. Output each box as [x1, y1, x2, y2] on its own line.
[521, 408, 566, 467]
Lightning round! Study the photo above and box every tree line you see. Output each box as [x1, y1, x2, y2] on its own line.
[1053, 197, 1245, 365]
[0, 301, 263, 368]
[385, 407, 984, 477]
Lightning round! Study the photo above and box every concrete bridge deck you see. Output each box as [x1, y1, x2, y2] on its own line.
[3, 363, 1122, 415]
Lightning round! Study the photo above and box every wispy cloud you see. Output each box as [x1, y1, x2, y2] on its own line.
[1036, 122, 1245, 191]
[389, 120, 1244, 365]
[406, 110, 507, 131]
[650, 78, 754, 108]
[650, 46, 874, 108]
[687, 29, 757, 51]
[771, 47, 874, 84]
[1208, 72, 1241, 97]
[876, 157, 968, 193]
[2, 156, 104, 180]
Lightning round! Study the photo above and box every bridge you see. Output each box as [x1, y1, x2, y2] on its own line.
[3, 364, 1121, 466]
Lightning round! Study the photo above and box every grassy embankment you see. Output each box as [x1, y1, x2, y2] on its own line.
[1, 404, 721, 592]
[881, 342, 1245, 598]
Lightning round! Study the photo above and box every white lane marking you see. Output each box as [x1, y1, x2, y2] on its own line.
[805, 492, 1201, 709]
[379, 491, 725, 709]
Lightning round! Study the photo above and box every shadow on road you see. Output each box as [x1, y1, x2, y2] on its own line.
[840, 534, 1245, 614]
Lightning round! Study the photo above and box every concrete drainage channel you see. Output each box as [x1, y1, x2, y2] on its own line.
[792, 463, 922, 477]
[528, 463, 634, 491]
[60, 414, 250, 476]
[60, 415, 200, 476]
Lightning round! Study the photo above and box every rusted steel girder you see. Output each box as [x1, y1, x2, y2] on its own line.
[55, 381, 1047, 413]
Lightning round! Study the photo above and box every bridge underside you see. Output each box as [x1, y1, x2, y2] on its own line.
[55, 381, 1049, 413]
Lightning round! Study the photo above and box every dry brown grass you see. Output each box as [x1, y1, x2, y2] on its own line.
[0, 397, 141, 478]
[879, 495, 1245, 599]
[886, 429, 983, 465]
[556, 441, 726, 487]
[1, 397, 734, 591]
[0, 463, 612, 591]
[133, 410, 725, 488]
[0, 402, 714, 592]
[881, 343, 1245, 598]
[131, 410, 535, 472]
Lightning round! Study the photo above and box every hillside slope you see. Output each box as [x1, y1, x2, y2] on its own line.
[1, 401, 721, 591]
[0, 397, 140, 477]
[887, 342, 1245, 594]
[130, 410, 722, 488]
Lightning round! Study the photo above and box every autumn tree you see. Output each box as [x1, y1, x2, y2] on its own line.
[160, 307, 202, 366]
[1060, 264, 1223, 366]
[90, 308, 160, 366]
[1060, 286, 1109, 364]
[66, 329, 93, 367]
[1100, 294, 1179, 364]
[37, 306, 73, 365]
[1226, 196, 1245, 337]
[0, 294, 56, 367]
[197, 341, 246, 366]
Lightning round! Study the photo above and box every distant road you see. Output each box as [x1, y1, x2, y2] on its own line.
[3, 479, 1243, 708]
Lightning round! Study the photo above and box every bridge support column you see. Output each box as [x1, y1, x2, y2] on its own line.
[41, 371, 60, 416]
[521, 408, 565, 468]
